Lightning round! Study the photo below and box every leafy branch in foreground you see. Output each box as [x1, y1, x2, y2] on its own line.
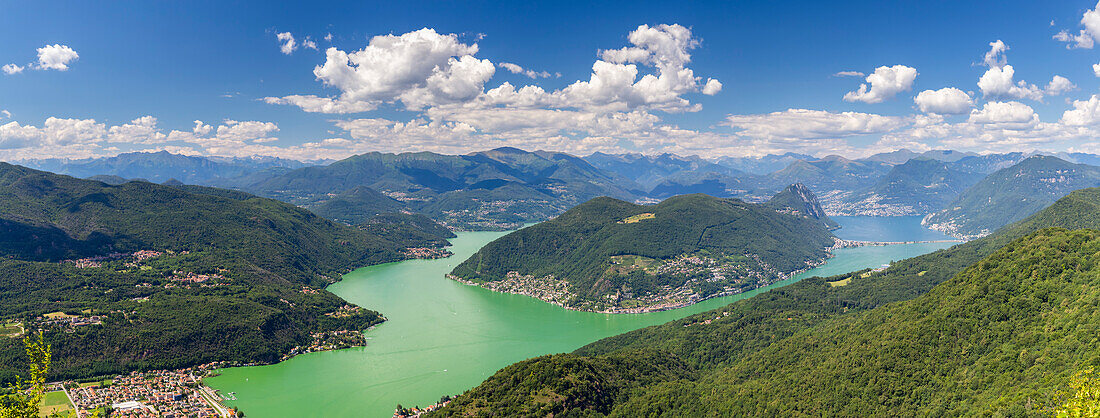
[0, 331, 51, 418]
[1056, 368, 1100, 418]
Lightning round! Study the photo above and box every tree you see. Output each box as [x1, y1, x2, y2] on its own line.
[1057, 368, 1100, 418]
[0, 331, 51, 418]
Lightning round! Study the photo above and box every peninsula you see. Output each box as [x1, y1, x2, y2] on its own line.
[449, 187, 838, 313]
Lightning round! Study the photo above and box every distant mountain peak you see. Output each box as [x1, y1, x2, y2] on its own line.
[767, 183, 839, 229]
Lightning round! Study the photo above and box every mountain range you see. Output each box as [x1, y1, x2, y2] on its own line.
[924, 155, 1100, 238]
[11, 148, 1100, 232]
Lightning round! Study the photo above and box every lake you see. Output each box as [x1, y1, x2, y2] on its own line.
[205, 216, 956, 417]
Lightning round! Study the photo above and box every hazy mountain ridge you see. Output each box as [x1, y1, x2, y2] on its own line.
[924, 155, 1100, 238]
[827, 158, 984, 216]
[19, 150, 316, 186]
[10, 149, 1100, 231]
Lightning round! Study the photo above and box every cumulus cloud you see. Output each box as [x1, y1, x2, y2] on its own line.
[263, 95, 378, 113]
[842, 65, 918, 104]
[1054, 3, 1100, 49]
[0, 110, 10, 119]
[277, 32, 297, 54]
[977, 65, 1043, 100]
[35, 44, 79, 71]
[1061, 94, 1100, 126]
[266, 23, 721, 135]
[982, 40, 1008, 68]
[1045, 75, 1075, 95]
[702, 78, 722, 95]
[967, 101, 1038, 126]
[0, 116, 294, 160]
[107, 116, 167, 144]
[1094, 62, 1100, 77]
[914, 87, 973, 114]
[722, 108, 906, 139]
[2, 64, 23, 75]
[497, 62, 555, 79]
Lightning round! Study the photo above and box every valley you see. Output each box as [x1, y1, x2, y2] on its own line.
[204, 216, 955, 417]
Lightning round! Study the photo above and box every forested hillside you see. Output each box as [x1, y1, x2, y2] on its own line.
[925, 155, 1100, 238]
[0, 163, 452, 382]
[431, 187, 1100, 417]
[450, 192, 835, 312]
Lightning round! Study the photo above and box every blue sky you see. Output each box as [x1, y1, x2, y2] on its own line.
[3, 1, 1100, 160]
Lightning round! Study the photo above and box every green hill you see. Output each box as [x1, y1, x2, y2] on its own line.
[430, 188, 1100, 417]
[765, 183, 840, 229]
[449, 192, 835, 312]
[924, 155, 1100, 238]
[308, 185, 409, 225]
[0, 163, 452, 382]
[831, 158, 983, 216]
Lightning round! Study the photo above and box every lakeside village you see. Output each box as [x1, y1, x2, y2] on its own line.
[393, 396, 455, 418]
[5, 248, 415, 416]
[450, 251, 829, 314]
[450, 236, 963, 314]
[39, 363, 237, 417]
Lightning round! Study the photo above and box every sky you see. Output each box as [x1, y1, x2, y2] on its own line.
[3, 0, 1100, 161]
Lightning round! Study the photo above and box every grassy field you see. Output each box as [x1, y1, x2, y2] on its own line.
[40, 390, 75, 417]
[621, 213, 655, 224]
[0, 322, 22, 337]
[78, 379, 113, 388]
[42, 312, 78, 319]
[827, 277, 852, 287]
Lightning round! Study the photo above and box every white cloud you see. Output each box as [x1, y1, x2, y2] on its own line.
[1094, 62, 1100, 77]
[274, 28, 487, 112]
[35, 44, 79, 71]
[0, 110, 9, 119]
[702, 78, 722, 95]
[276, 32, 297, 54]
[723, 108, 906, 139]
[1054, 3, 1100, 49]
[914, 87, 973, 114]
[0, 117, 105, 152]
[263, 95, 378, 113]
[2, 64, 24, 75]
[833, 71, 864, 77]
[302, 38, 318, 50]
[842, 65, 918, 104]
[107, 116, 167, 144]
[977, 65, 1043, 100]
[967, 101, 1038, 126]
[324, 33, 333, 42]
[268, 24, 719, 118]
[1045, 75, 1075, 95]
[1061, 94, 1100, 126]
[213, 120, 279, 142]
[982, 40, 1008, 68]
[497, 62, 554, 79]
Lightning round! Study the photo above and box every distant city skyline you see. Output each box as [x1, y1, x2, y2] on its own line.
[5, 1, 1100, 160]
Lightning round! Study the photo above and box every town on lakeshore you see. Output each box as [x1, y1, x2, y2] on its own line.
[42, 363, 236, 417]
